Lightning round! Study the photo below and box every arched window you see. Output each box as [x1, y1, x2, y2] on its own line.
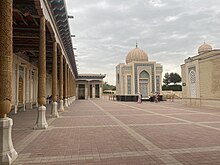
[117, 73, 120, 84]
[189, 69, 196, 98]
[127, 75, 131, 94]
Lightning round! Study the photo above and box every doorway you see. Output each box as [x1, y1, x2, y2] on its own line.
[95, 84, 100, 98]
[90, 84, 92, 98]
[139, 71, 150, 97]
[139, 79, 149, 97]
[78, 84, 85, 99]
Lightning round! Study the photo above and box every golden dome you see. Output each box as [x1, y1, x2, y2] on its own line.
[198, 42, 212, 55]
[126, 45, 148, 64]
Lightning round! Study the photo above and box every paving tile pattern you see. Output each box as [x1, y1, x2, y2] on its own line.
[11, 99, 220, 165]
[51, 116, 118, 127]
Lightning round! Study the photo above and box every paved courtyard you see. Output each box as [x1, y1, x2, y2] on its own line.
[10, 99, 220, 165]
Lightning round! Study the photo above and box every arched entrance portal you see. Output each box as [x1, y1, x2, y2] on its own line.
[139, 71, 150, 97]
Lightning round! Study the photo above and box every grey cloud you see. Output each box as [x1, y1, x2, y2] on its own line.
[66, 0, 220, 85]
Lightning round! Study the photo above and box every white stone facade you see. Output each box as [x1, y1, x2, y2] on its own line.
[116, 46, 163, 98]
[181, 43, 220, 108]
[76, 74, 106, 100]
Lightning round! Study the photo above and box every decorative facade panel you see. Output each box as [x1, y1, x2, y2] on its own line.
[127, 75, 131, 94]
[122, 66, 132, 71]
[156, 75, 160, 92]
[189, 67, 196, 98]
[116, 47, 162, 96]
[134, 64, 155, 94]
[156, 67, 162, 73]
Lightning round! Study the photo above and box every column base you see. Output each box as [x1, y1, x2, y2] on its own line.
[69, 98, 72, 104]
[35, 102, 38, 108]
[14, 105, 18, 114]
[0, 118, 18, 165]
[64, 99, 68, 108]
[51, 102, 59, 118]
[59, 100, 64, 112]
[21, 103, 26, 112]
[34, 106, 48, 130]
[67, 98, 70, 106]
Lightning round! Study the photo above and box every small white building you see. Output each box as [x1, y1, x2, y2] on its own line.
[181, 42, 220, 108]
[76, 74, 106, 99]
[116, 44, 163, 98]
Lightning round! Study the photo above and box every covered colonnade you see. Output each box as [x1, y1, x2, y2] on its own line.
[0, 0, 77, 164]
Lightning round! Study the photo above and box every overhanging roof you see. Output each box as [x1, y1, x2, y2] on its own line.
[77, 74, 106, 80]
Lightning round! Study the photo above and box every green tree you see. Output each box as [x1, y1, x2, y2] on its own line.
[170, 72, 181, 84]
[163, 72, 170, 86]
[103, 82, 116, 91]
[162, 84, 182, 91]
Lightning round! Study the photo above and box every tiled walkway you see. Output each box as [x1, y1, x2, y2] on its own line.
[10, 99, 220, 165]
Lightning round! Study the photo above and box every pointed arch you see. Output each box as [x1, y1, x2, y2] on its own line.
[139, 70, 149, 79]
[189, 69, 196, 98]
[139, 70, 150, 97]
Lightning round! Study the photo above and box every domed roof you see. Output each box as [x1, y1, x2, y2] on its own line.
[126, 44, 148, 64]
[198, 42, 212, 55]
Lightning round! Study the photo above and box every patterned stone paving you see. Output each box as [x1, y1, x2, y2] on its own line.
[51, 116, 118, 127]
[115, 115, 182, 125]
[10, 99, 220, 165]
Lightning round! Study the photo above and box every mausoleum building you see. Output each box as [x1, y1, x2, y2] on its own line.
[116, 44, 163, 98]
[181, 42, 220, 108]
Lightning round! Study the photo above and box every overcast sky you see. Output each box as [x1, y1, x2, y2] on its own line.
[66, 0, 220, 85]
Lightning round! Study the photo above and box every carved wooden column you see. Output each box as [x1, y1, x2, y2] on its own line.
[63, 60, 66, 106]
[70, 72, 73, 103]
[34, 72, 38, 106]
[69, 73, 72, 103]
[72, 75, 76, 101]
[51, 42, 59, 117]
[67, 67, 69, 105]
[14, 64, 19, 114]
[71, 74, 74, 102]
[76, 84, 78, 100]
[64, 61, 68, 107]
[34, 16, 48, 129]
[73, 77, 76, 100]
[0, 1, 18, 164]
[59, 54, 64, 111]
[67, 67, 70, 105]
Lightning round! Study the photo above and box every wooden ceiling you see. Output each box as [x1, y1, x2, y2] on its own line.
[13, 0, 77, 76]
